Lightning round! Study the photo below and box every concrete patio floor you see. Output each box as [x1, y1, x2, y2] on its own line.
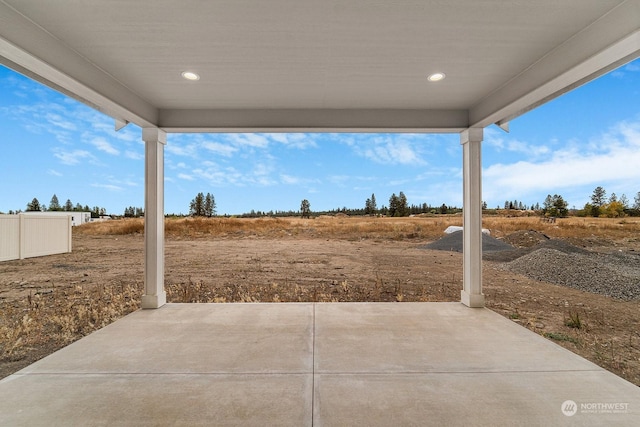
[0, 302, 638, 426]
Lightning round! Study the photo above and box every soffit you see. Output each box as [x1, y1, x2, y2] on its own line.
[0, 0, 638, 131]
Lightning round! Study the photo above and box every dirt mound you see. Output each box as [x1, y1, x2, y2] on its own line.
[420, 230, 514, 253]
[501, 230, 550, 248]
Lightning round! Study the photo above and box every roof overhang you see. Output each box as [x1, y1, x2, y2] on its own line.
[1, 0, 639, 133]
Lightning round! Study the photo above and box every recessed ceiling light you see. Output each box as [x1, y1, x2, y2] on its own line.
[428, 72, 445, 82]
[181, 71, 200, 81]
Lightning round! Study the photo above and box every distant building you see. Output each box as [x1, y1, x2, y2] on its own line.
[90, 215, 113, 223]
[22, 211, 91, 227]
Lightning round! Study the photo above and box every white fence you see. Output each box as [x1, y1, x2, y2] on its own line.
[0, 214, 72, 262]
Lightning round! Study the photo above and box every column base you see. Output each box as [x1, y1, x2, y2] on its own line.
[141, 292, 167, 309]
[461, 290, 485, 308]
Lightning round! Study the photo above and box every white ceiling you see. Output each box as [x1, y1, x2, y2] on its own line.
[1, 0, 639, 132]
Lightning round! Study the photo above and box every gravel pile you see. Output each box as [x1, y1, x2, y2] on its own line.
[503, 248, 640, 300]
[484, 238, 590, 262]
[424, 229, 640, 300]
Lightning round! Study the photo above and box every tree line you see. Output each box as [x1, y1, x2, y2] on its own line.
[581, 186, 640, 217]
[502, 187, 640, 218]
[2, 194, 145, 218]
[12, 186, 639, 219]
[4, 194, 109, 218]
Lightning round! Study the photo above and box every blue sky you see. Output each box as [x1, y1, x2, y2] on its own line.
[1, 59, 639, 215]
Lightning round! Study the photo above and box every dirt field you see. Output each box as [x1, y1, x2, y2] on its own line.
[1, 216, 639, 386]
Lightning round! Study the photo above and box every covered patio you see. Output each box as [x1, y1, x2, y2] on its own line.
[1, 303, 639, 425]
[1, 0, 639, 424]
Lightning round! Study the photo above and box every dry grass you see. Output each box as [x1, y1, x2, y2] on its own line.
[0, 282, 140, 368]
[77, 215, 465, 240]
[76, 218, 145, 235]
[76, 215, 640, 243]
[165, 277, 460, 304]
[483, 216, 640, 240]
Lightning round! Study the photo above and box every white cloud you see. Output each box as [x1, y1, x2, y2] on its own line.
[165, 143, 198, 157]
[249, 163, 277, 185]
[266, 133, 318, 149]
[53, 149, 94, 165]
[90, 183, 123, 192]
[484, 128, 551, 158]
[45, 112, 76, 131]
[280, 174, 321, 186]
[192, 166, 243, 186]
[337, 134, 432, 165]
[483, 120, 640, 203]
[363, 140, 424, 165]
[47, 169, 63, 177]
[227, 133, 270, 148]
[124, 150, 144, 160]
[280, 174, 300, 184]
[178, 173, 195, 181]
[202, 141, 237, 157]
[90, 137, 119, 155]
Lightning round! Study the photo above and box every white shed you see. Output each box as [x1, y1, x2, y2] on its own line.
[22, 211, 91, 227]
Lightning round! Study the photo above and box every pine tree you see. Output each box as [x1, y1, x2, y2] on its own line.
[204, 193, 216, 217]
[190, 192, 205, 216]
[27, 198, 41, 211]
[543, 194, 568, 217]
[49, 194, 61, 211]
[590, 186, 606, 217]
[64, 199, 73, 211]
[370, 193, 377, 215]
[543, 195, 553, 215]
[300, 199, 311, 218]
[552, 195, 569, 217]
[388, 193, 398, 217]
[619, 194, 629, 209]
[397, 192, 408, 216]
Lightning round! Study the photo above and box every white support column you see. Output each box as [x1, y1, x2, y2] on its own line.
[460, 128, 485, 308]
[141, 128, 167, 309]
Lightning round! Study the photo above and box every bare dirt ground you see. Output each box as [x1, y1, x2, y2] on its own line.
[1, 216, 639, 387]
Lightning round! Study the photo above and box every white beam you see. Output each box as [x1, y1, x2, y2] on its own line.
[469, 0, 640, 128]
[157, 108, 468, 133]
[0, 2, 158, 128]
[460, 128, 484, 308]
[141, 128, 166, 309]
